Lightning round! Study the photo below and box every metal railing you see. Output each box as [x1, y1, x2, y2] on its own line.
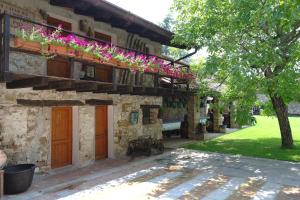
[0, 13, 192, 94]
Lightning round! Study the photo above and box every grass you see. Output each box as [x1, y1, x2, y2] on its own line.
[186, 116, 300, 162]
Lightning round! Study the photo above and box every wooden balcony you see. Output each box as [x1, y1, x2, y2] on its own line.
[0, 14, 196, 97]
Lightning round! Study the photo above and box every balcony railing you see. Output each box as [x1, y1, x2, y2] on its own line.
[0, 14, 196, 96]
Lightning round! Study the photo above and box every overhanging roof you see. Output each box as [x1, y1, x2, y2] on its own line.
[49, 0, 184, 48]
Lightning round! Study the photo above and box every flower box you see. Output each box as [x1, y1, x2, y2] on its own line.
[67, 48, 76, 57]
[14, 38, 41, 52]
[48, 44, 69, 56]
[81, 52, 99, 63]
[118, 61, 128, 69]
[109, 58, 128, 69]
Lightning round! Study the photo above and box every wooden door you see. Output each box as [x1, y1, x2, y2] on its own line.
[51, 107, 72, 168]
[95, 106, 108, 160]
[47, 17, 72, 78]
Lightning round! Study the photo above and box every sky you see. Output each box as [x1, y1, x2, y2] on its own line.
[106, 0, 173, 25]
[106, 0, 208, 58]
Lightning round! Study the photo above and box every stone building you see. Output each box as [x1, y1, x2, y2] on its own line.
[0, 0, 197, 172]
[257, 94, 300, 116]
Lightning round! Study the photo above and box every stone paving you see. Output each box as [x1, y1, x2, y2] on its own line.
[5, 149, 300, 200]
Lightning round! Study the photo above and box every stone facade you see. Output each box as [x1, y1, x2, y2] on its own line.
[257, 94, 300, 115]
[0, 84, 162, 171]
[0, 0, 166, 172]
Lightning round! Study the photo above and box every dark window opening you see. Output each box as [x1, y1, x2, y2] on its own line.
[95, 31, 112, 43]
[142, 106, 160, 125]
[142, 107, 151, 124]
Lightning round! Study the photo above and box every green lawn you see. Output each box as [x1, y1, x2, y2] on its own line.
[186, 116, 300, 162]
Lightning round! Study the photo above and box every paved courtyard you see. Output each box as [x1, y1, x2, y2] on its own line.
[5, 149, 300, 200]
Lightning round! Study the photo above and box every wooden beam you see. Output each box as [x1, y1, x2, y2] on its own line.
[55, 80, 75, 91]
[17, 99, 84, 106]
[93, 85, 114, 93]
[75, 82, 99, 92]
[85, 99, 113, 105]
[33, 80, 74, 91]
[140, 105, 160, 109]
[6, 77, 48, 89]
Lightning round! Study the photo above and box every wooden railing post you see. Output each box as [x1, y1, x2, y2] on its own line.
[1, 14, 10, 82]
[69, 58, 75, 79]
[112, 67, 117, 91]
[0, 169, 3, 199]
[171, 77, 174, 95]
[154, 73, 159, 94]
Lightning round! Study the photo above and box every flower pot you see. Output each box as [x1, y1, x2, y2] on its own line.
[49, 44, 69, 56]
[4, 164, 36, 194]
[14, 38, 41, 52]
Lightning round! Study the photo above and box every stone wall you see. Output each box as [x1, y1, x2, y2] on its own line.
[113, 96, 162, 157]
[288, 102, 300, 116]
[78, 106, 95, 167]
[258, 94, 300, 115]
[0, 84, 162, 171]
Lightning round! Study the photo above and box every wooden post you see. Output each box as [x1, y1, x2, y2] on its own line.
[69, 58, 75, 79]
[112, 67, 117, 91]
[0, 170, 3, 198]
[0, 14, 10, 82]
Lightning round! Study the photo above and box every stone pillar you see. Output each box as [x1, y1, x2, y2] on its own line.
[187, 95, 203, 139]
[212, 97, 220, 132]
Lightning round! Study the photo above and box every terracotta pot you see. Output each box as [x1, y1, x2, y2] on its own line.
[14, 38, 41, 52]
[48, 44, 68, 56]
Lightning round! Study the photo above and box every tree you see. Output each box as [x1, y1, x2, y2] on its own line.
[160, 12, 191, 63]
[172, 0, 300, 148]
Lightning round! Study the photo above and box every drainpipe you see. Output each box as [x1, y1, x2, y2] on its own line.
[172, 48, 198, 65]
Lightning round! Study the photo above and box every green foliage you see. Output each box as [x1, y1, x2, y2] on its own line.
[160, 12, 191, 62]
[172, 0, 300, 124]
[186, 116, 300, 162]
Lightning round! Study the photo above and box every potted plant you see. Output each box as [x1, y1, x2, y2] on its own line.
[14, 26, 47, 53]
[47, 26, 68, 56]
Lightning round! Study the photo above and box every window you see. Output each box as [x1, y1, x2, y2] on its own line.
[95, 31, 112, 43]
[142, 105, 160, 125]
[142, 107, 151, 124]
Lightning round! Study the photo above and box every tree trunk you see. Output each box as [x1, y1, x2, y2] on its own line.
[270, 95, 294, 148]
